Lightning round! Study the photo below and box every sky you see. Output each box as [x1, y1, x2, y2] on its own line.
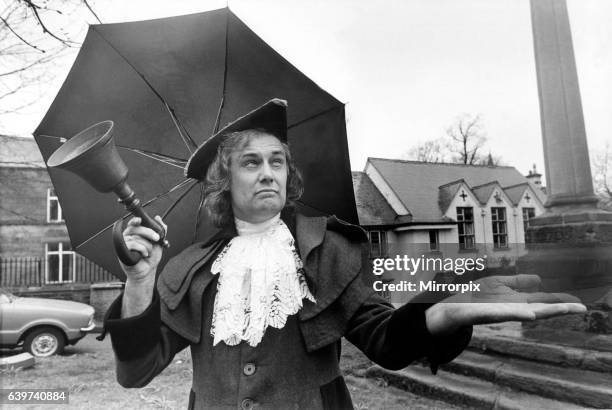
[2, 0, 611, 177]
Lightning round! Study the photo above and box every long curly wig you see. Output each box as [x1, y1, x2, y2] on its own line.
[203, 129, 303, 227]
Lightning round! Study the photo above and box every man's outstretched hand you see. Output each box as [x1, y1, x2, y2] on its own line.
[425, 274, 587, 336]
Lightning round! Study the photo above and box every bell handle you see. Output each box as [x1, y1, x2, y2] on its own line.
[111, 212, 169, 266]
[111, 181, 170, 266]
[112, 220, 142, 266]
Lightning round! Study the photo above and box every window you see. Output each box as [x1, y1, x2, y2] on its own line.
[368, 230, 387, 258]
[456, 207, 475, 250]
[45, 242, 75, 283]
[428, 230, 439, 251]
[491, 207, 508, 249]
[47, 188, 63, 222]
[522, 207, 536, 240]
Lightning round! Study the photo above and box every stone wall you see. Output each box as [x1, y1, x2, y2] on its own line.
[12, 284, 91, 304]
[11, 282, 125, 320]
[89, 282, 124, 321]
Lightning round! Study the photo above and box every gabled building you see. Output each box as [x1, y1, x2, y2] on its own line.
[0, 135, 112, 289]
[354, 158, 547, 302]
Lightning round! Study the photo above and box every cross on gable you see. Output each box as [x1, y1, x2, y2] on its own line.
[459, 190, 468, 201]
[525, 192, 531, 203]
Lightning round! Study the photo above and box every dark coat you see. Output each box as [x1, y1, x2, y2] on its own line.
[105, 213, 472, 409]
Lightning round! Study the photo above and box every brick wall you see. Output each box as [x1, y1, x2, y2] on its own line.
[0, 166, 70, 258]
[0, 167, 51, 224]
[0, 225, 69, 258]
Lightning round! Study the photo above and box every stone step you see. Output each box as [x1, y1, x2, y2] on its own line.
[366, 364, 584, 410]
[442, 350, 612, 408]
[0, 352, 35, 370]
[476, 322, 612, 353]
[470, 327, 612, 373]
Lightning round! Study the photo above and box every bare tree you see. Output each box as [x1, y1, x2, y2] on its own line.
[591, 141, 612, 210]
[0, 0, 100, 117]
[405, 114, 504, 166]
[404, 138, 447, 163]
[446, 113, 487, 165]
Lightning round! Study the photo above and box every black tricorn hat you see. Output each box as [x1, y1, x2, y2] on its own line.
[185, 98, 288, 179]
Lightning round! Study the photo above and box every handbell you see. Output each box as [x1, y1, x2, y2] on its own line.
[47, 120, 168, 266]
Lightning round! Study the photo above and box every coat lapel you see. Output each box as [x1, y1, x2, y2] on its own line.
[295, 213, 327, 263]
[297, 214, 368, 321]
[158, 242, 217, 309]
[158, 226, 235, 311]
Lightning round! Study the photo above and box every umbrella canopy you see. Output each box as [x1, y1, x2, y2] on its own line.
[34, 8, 357, 279]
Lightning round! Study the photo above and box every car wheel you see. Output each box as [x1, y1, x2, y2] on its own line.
[24, 328, 65, 357]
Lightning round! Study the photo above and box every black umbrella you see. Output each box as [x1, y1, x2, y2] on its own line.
[34, 8, 357, 279]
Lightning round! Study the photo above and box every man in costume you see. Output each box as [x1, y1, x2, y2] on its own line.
[105, 99, 585, 409]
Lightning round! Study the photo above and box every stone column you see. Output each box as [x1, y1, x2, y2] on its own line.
[518, 0, 612, 326]
[530, 0, 599, 210]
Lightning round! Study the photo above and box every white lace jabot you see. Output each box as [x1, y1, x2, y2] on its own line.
[210, 213, 315, 347]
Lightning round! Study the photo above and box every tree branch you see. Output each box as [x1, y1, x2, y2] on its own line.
[20, 0, 78, 46]
[0, 53, 55, 76]
[0, 85, 22, 100]
[82, 0, 102, 24]
[0, 14, 44, 52]
[0, 98, 37, 114]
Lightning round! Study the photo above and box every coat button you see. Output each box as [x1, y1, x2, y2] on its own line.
[243, 363, 256, 376]
[241, 398, 254, 410]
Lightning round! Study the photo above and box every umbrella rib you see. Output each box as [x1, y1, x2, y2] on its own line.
[140, 179, 194, 208]
[193, 183, 206, 243]
[73, 179, 195, 250]
[160, 179, 199, 220]
[91, 27, 199, 154]
[117, 145, 187, 169]
[212, 8, 230, 135]
[295, 199, 331, 218]
[37, 134, 66, 142]
[213, 96, 225, 135]
[288, 105, 343, 130]
[164, 102, 198, 153]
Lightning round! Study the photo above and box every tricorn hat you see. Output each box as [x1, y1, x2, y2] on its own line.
[185, 98, 288, 179]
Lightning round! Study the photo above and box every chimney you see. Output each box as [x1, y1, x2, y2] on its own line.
[526, 163, 542, 187]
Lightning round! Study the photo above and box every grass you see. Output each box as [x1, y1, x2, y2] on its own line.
[2, 335, 462, 409]
[2, 335, 191, 410]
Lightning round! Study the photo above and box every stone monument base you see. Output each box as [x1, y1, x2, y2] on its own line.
[517, 208, 612, 334]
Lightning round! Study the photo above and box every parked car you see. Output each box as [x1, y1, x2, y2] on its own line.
[0, 288, 95, 357]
